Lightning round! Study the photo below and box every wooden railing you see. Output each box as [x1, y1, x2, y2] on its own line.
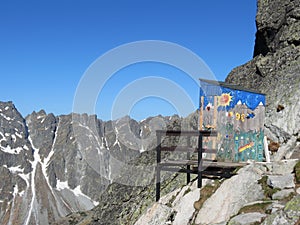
[155, 130, 217, 201]
[155, 129, 248, 201]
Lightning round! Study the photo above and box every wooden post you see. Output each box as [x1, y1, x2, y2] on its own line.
[156, 132, 161, 201]
[211, 96, 218, 160]
[213, 96, 218, 129]
[186, 136, 191, 184]
[199, 96, 204, 130]
[198, 133, 203, 188]
[264, 136, 270, 162]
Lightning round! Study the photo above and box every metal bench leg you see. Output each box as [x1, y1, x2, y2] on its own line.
[187, 165, 191, 184]
[198, 165, 202, 188]
[187, 136, 191, 184]
[156, 133, 161, 201]
[198, 134, 203, 188]
[156, 166, 161, 201]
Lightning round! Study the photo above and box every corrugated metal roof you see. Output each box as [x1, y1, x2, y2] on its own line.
[199, 79, 265, 95]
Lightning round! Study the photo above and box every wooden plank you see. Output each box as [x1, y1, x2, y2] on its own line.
[159, 160, 198, 166]
[264, 136, 270, 163]
[156, 167, 161, 201]
[159, 167, 237, 178]
[187, 136, 191, 184]
[156, 130, 218, 137]
[156, 130, 199, 136]
[200, 131, 218, 137]
[160, 167, 199, 174]
[160, 146, 198, 152]
[211, 96, 218, 160]
[213, 96, 218, 129]
[160, 146, 216, 153]
[156, 132, 161, 201]
[211, 137, 217, 161]
[156, 134, 161, 163]
[159, 160, 248, 169]
[198, 134, 203, 187]
[202, 148, 217, 154]
[199, 96, 204, 130]
[204, 161, 247, 168]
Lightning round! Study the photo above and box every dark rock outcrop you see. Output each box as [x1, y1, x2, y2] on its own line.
[254, 0, 300, 56]
[0, 102, 33, 225]
[0, 105, 113, 225]
[226, 0, 300, 153]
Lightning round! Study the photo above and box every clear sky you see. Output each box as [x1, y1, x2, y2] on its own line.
[0, 1, 257, 121]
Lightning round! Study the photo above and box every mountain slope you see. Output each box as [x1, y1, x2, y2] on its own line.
[0, 101, 33, 225]
[0, 103, 110, 224]
[0, 101, 192, 224]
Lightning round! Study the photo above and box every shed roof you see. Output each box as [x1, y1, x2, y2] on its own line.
[199, 79, 265, 95]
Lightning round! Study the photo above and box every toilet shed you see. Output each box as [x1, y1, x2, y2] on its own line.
[199, 79, 266, 162]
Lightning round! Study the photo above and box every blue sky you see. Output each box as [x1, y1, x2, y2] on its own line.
[0, 1, 257, 121]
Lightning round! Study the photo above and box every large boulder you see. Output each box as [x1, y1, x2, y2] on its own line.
[195, 164, 265, 224]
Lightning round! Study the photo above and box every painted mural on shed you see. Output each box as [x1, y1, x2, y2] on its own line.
[199, 79, 266, 162]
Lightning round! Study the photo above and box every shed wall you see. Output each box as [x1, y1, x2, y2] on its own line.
[199, 80, 266, 162]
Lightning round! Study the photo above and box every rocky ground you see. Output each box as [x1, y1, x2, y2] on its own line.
[136, 159, 300, 225]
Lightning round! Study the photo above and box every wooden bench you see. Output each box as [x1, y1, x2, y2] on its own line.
[155, 130, 247, 201]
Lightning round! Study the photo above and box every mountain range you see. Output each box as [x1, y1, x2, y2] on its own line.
[0, 0, 299, 224]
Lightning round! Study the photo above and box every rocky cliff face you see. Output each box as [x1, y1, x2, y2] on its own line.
[226, 0, 300, 155]
[0, 103, 108, 225]
[0, 101, 33, 225]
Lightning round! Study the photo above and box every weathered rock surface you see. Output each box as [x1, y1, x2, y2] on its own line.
[172, 184, 200, 225]
[0, 105, 113, 225]
[1, 100, 195, 225]
[195, 164, 265, 224]
[262, 195, 300, 225]
[267, 174, 295, 189]
[132, 160, 299, 225]
[0, 101, 33, 225]
[134, 180, 201, 225]
[272, 189, 294, 200]
[254, 0, 300, 56]
[134, 203, 172, 225]
[263, 159, 298, 175]
[226, 0, 300, 160]
[228, 212, 266, 225]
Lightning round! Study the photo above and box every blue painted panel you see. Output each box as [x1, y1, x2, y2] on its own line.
[200, 81, 265, 110]
[199, 80, 266, 162]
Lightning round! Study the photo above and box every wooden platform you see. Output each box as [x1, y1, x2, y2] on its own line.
[155, 130, 248, 201]
[159, 159, 247, 168]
